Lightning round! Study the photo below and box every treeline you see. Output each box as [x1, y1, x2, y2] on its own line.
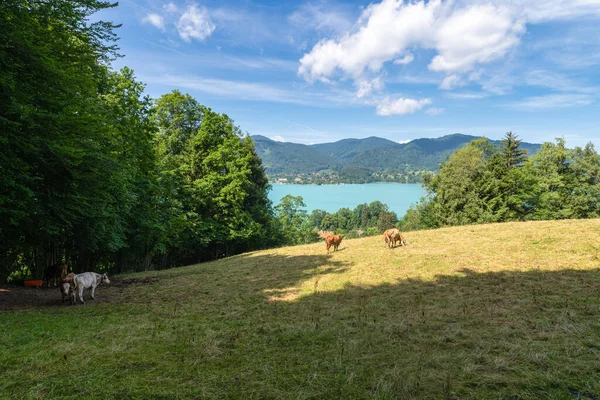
[274, 195, 398, 244]
[0, 0, 278, 280]
[399, 133, 600, 230]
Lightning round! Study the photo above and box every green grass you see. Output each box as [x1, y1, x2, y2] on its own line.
[2, 219, 600, 399]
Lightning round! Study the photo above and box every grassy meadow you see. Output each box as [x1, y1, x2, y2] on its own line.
[2, 219, 600, 399]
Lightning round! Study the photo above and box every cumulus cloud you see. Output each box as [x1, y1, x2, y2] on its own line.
[439, 74, 463, 90]
[270, 135, 285, 142]
[356, 77, 384, 98]
[376, 97, 432, 116]
[142, 13, 165, 30]
[298, 0, 600, 106]
[425, 107, 445, 116]
[177, 5, 216, 42]
[393, 54, 414, 65]
[299, 0, 525, 82]
[428, 4, 524, 74]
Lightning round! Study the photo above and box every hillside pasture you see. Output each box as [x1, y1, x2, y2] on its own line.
[1, 220, 600, 399]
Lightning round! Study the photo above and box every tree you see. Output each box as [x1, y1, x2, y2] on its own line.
[500, 131, 528, 169]
[0, 0, 121, 278]
[275, 195, 310, 244]
[377, 211, 398, 233]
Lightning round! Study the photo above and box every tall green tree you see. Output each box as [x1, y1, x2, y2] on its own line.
[155, 91, 274, 263]
[275, 195, 310, 244]
[0, 0, 120, 278]
[500, 131, 528, 169]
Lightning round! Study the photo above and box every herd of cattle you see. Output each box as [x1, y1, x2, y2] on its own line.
[43, 263, 110, 305]
[317, 227, 407, 253]
[40, 229, 406, 304]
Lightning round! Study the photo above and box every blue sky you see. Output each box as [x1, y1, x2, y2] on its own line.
[100, 0, 600, 146]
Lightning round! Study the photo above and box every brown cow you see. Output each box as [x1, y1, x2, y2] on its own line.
[383, 228, 407, 248]
[44, 263, 68, 287]
[326, 234, 345, 254]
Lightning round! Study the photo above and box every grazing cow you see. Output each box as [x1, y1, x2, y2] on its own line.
[44, 263, 68, 287]
[326, 234, 345, 254]
[317, 230, 334, 240]
[72, 272, 110, 304]
[59, 282, 75, 305]
[383, 228, 407, 248]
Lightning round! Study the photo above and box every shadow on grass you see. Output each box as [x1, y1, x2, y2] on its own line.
[247, 267, 600, 399]
[3, 261, 600, 399]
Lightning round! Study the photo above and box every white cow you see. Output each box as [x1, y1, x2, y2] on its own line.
[72, 272, 110, 304]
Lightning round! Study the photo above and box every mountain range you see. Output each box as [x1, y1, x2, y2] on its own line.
[251, 133, 540, 183]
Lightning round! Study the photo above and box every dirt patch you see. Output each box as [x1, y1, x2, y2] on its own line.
[0, 276, 159, 311]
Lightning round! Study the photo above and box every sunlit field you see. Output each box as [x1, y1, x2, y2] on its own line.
[2, 219, 600, 399]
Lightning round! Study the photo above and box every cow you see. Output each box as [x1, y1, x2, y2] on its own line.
[72, 272, 110, 304]
[59, 282, 75, 305]
[326, 234, 345, 254]
[44, 263, 68, 287]
[383, 228, 407, 248]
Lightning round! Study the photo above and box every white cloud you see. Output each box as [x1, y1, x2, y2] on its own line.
[440, 74, 463, 90]
[509, 0, 600, 23]
[428, 4, 524, 74]
[510, 94, 594, 110]
[270, 135, 285, 142]
[299, 0, 437, 82]
[298, 0, 600, 100]
[176, 5, 215, 42]
[356, 76, 384, 98]
[289, 3, 352, 34]
[425, 107, 445, 116]
[393, 54, 414, 65]
[446, 92, 487, 99]
[376, 97, 432, 116]
[525, 70, 598, 94]
[397, 139, 412, 144]
[164, 3, 178, 13]
[142, 13, 165, 30]
[143, 74, 357, 107]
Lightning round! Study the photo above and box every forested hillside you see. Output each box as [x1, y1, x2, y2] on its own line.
[252, 134, 540, 183]
[400, 134, 600, 230]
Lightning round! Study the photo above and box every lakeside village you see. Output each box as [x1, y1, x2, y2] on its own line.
[269, 169, 430, 185]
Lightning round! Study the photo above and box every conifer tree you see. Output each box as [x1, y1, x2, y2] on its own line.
[500, 131, 528, 169]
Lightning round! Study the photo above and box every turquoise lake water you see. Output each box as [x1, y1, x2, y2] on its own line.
[268, 183, 425, 217]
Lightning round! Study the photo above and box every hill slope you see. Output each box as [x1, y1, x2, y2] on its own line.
[253, 133, 541, 183]
[2, 219, 600, 398]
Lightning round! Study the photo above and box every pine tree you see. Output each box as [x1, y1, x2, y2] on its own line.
[501, 131, 528, 169]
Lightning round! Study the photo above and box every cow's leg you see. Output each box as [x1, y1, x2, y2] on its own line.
[78, 286, 85, 304]
[91, 284, 96, 300]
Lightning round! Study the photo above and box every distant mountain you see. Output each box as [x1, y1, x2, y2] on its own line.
[251, 133, 541, 183]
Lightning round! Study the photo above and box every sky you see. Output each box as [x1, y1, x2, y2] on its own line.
[99, 0, 600, 146]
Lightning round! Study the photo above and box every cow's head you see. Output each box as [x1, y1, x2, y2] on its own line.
[101, 273, 110, 284]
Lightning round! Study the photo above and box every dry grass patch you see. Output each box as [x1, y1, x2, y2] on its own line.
[1, 219, 600, 399]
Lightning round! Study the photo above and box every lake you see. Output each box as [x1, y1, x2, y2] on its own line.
[268, 183, 425, 217]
